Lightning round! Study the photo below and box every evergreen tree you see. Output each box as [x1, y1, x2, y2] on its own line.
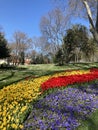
[63, 24, 89, 63]
[0, 32, 10, 58]
[54, 48, 64, 65]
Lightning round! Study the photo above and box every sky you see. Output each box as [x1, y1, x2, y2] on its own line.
[0, 0, 89, 42]
[0, 0, 53, 41]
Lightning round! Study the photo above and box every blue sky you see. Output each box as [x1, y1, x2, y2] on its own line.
[0, 0, 53, 41]
[0, 0, 89, 42]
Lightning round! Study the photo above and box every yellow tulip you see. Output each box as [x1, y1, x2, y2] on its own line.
[11, 124, 18, 129]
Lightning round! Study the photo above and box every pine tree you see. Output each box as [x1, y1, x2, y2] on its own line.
[0, 32, 10, 58]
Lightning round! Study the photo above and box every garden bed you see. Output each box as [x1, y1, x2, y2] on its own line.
[0, 68, 98, 130]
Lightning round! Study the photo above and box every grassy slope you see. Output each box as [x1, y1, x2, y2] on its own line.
[77, 109, 98, 130]
[20, 63, 98, 130]
[0, 63, 98, 129]
[0, 63, 98, 89]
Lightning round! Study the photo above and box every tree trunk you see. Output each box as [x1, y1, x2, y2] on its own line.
[96, 0, 98, 32]
[83, 0, 98, 44]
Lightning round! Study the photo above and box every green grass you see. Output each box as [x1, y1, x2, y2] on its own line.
[0, 62, 98, 89]
[0, 68, 35, 89]
[77, 109, 98, 130]
[18, 62, 98, 76]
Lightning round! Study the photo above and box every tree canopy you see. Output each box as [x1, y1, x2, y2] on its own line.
[54, 24, 96, 64]
[54, 0, 98, 44]
[0, 32, 10, 59]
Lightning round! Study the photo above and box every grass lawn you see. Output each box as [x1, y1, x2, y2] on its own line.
[77, 109, 98, 130]
[0, 69, 34, 89]
[0, 62, 98, 130]
[0, 62, 98, 89]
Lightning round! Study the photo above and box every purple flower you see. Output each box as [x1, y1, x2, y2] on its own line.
[23, 82, 98, 130]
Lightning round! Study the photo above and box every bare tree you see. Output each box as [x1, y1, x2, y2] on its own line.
[54, 0, 98, 44]
[10, 31, 31, 65]
[31, 36, 46, 53]
[31, 36, 53, 56]
[40, 8, 69, 53]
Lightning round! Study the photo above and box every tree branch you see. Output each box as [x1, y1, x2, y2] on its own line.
[96, 0, 98, 32]
[82, 0, 95, 31]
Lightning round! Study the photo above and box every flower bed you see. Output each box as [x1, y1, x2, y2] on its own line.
[41, 68, 98, 91]
[0, 76, 50, 130]
[23, 82, 98, 130]
[0, 68, 98, 130]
